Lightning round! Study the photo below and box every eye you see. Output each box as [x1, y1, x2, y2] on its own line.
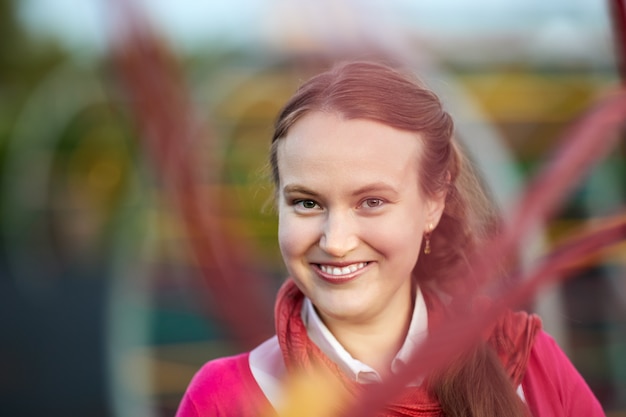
[294, 199, 320, 210]
[361, 198, 384, 209]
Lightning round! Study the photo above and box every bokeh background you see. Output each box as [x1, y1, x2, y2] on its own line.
[0, 0, 624, 416]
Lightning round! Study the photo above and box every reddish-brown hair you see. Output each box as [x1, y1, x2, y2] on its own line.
[270, 61, 527, 417]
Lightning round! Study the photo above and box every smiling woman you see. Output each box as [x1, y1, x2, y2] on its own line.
[175, 61, 604, 417]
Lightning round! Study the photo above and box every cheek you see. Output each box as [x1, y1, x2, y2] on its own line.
[365, 226, 421, 255]
[277, 219, 296, 259]
[362, 210, 424, 260]
[277, 213, 319, 259]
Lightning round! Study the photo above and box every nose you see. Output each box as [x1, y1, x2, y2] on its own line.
[319, 210, 359, 257]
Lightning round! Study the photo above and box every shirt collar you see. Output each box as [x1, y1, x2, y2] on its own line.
[301, 287, 428, 384]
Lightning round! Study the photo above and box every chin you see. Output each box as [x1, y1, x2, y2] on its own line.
[318, 301, 370, 322]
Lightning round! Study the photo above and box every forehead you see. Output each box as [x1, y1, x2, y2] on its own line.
[277, 112, 422, 188]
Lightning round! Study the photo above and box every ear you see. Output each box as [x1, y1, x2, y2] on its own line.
[425, 191, 446, 229]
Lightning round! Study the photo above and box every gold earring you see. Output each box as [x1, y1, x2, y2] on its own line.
[424, 223, 433, 255]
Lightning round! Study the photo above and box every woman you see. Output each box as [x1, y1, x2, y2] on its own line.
[176, 61, 604, 416]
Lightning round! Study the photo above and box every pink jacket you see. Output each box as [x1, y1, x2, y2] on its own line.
[175, 331, 605, 417]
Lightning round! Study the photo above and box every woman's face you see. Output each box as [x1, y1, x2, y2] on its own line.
[276, 111, 444, 327]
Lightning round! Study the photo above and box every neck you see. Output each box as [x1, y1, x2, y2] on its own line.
[320, 291, 415, 377]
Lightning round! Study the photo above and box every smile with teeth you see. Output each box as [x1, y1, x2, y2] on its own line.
[318, 262, 368, 276]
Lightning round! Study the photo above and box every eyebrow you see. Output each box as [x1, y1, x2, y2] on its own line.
[350, 182, 400, 197]
[282, 182, 400, 197]
[282, 184, 320, 197]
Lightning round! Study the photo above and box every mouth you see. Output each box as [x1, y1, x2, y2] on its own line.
[313, 261, 370, 282]
[319, 262, 368, 275]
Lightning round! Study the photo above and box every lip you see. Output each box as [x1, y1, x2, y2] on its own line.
[312, 261, 372, 284]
